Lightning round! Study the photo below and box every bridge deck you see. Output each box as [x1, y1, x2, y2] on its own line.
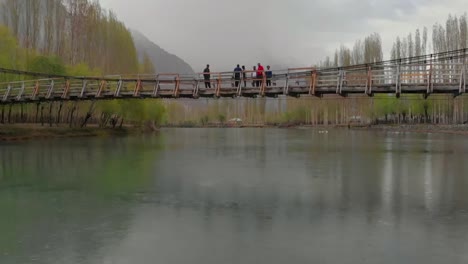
[0, 62, 466, 104]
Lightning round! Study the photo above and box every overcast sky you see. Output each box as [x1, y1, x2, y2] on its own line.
[100, 0, 467, 71]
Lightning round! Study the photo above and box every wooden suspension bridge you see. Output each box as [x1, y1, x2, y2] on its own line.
[0, 49, 467, 105]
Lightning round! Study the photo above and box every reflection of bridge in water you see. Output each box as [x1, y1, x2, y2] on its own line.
[0, 49, 467, 105]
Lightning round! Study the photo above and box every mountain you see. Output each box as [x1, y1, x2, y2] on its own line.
[131, 30, 195, 75]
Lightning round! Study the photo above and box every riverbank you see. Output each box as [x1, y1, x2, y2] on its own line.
[0, 124, 151, 142]
[162, 123, 468, 136]
[2, 123, 467, 142]
[357, 124, 468, 136]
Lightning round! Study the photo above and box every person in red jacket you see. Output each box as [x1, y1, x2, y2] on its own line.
[257, 63, 264, 87]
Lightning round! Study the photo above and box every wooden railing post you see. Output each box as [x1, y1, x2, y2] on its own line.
[80, 80, 87, 98]
[96, 80, 106, 98]
[194, 78, 200, 98]
[62, 79, 70, 99]
[284, 71, 289, 95]
[395, 64, 401, 98]
[428, 62, 434, 95]
[309, 71, 317, 96]
[153, 76, 160, 97]
[366, 66, 372, 96]
[174, 75, 180, 98]
[32, 80, 40, 100]
[237, 74, 242, 96]
[115, 79, 123, 97]
[215, 73, 221, 98]
[17, 81, 25, 101]
[46, 79, 55, 99]
[261, 74, 266, 97]
[2, 84, 11, 102]
[134, 79, 142, 97]
[337, 69, 343, 95]
[460, 63, 466, 94]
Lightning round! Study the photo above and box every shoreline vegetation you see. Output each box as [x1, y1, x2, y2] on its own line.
[0, 124, 156, 142]
[1, 1, 468, 142]
[2, 123, 467, 142]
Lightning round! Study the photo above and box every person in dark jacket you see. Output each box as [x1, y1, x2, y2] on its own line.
[203, 64, 211, 88]
[233, 64, 242, 87]
[266, 65, 273, 87]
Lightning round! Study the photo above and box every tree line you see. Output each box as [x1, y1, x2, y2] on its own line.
[1, 2, 467, 128]
[0, 0, 141, 74]
[0, 0, 163, 129]
[322, 14, 468, 66]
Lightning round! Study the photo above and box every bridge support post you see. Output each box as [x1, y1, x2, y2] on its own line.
[395, 64, 401, 98]
[48, 102, 54, 127]
[366, 66, 372, 96]
[426, 62, 433, 99]
[337, 70, 343, 95]
[81, 100, 96, 128]
[7, 104, 12, 124]
[460, 64, 466, 95]
[56, 101, 63, 125]
[261, 74, 266, 97]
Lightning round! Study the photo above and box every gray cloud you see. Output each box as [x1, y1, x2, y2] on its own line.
[100, 0, 466, 72]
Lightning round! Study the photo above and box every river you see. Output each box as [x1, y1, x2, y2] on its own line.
[1, 128, 468, 264]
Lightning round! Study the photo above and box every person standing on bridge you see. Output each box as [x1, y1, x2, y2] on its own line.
[257, 63, 264, 87]
[242, 66, 247, 87]
[204, 64, 211, 88]
[233, 64, 242, 88]
[266, 65, 273, 87]
[251, 66, 257, 87]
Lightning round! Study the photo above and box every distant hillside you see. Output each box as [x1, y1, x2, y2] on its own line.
[131, 30, 194, 75]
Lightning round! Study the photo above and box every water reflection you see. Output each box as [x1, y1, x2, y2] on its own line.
[0, 136, 163, 264]
[1, 129, 468, 264]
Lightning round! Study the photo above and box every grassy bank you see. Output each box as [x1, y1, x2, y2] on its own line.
[359, 124, 468, 136]
[2, 123, 467, 142]
[0, 124, 151, 142]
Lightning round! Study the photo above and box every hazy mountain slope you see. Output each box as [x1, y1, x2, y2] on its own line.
[131, 30, 194, 75]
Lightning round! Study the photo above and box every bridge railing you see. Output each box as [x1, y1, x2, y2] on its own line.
[1, 54, 468, 103]
[429, 63, 464, 85]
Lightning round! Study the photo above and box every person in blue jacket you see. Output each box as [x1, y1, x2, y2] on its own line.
[266, 65, 273, 87]
[233, 64, 242, 87]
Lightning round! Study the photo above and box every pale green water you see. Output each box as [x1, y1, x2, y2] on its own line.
[1, 128, 468, 264]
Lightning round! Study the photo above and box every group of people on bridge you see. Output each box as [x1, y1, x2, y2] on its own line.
[203, 64, 273, 89]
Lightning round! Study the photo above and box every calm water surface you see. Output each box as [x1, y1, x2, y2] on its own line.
[1, 128, 468, 264]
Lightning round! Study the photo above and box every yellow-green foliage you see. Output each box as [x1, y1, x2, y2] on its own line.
[27, 55, 66, 75]
[66, 63, 101, 77]
[0, 26, 26, 82]
[98, 100, 166, 125]
[0, 26, 20, 68]
[0, 1, 165, 126]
